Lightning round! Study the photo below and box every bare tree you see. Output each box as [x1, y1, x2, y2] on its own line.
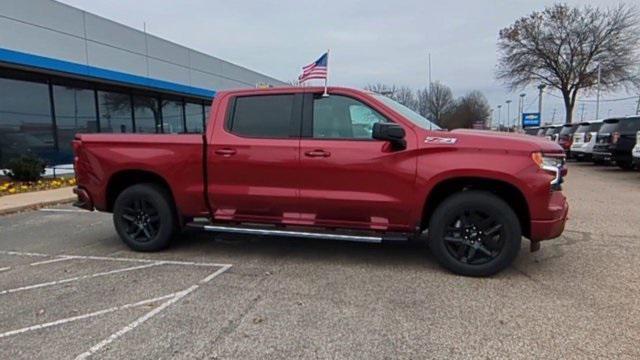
[417, 82, 455, 126]
[442, 91, 491, 130]
[364, 84, 419, 111]
[393, 86, 418, 110]
[497, 4, 640, 123]
[364, 83, 397, 96]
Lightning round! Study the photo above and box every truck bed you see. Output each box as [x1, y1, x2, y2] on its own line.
[73, 133, 208, 216]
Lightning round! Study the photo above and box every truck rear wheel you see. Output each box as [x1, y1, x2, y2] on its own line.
[428, 191, 521, 277]
[113, 183, 176, 252]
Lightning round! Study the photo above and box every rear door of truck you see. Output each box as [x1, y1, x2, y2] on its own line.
[206, 91, 303, 224]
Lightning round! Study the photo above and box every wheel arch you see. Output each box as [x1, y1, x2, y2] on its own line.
[421, 176, 531, 238]
[105, 169, 176, 214]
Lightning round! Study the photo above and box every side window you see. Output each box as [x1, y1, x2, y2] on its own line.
[228, 94, 294, 138]
[312, 95, 388, 139]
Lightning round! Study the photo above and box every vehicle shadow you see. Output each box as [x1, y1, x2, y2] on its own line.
[170, 229, 441, 271]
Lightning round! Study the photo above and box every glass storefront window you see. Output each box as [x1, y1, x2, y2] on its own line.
[98, 91, 132, 133]
[185, 102, 204, 133]
[0, 77, 54, 167]
[134, 95, 160, 133]
[53, 85, 97, 163]
[162, 100, 184, 133]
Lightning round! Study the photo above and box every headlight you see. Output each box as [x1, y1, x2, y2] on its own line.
[531, 152, 564, 188]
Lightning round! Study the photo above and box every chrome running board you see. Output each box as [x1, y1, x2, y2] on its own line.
[187, 223, 392, 243]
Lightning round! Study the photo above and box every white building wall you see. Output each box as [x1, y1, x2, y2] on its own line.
[0, 0, 284, 91]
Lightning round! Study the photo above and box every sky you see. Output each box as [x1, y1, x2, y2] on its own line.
[58, 0, 640, 125]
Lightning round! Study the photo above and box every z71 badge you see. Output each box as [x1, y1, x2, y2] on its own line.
[424, 136, 457, 144]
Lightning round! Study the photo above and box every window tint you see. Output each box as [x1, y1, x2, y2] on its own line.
[53, 86, 97, 162]
[589, 122, 603, 132]
[559, 125, 576, 135]
[161, 100, 184, 133]
[313, 95, 388, 139]
[186, 102, 204, 133]
[98, 91, 132, 133]
[599, 121, 619, 133]
[229, 95, 294, 138]
[0, 78, 54, 167]
[575, 124, 591, 133]
[618, 118, 640, 133]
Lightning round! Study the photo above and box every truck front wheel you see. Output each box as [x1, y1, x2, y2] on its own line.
[428, 191, 521, 277]
[113, 183, 176, 251]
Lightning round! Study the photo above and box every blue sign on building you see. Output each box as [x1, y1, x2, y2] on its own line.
[522, 113, 541, 128]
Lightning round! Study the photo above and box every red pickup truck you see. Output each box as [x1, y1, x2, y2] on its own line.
[72, 86, 568, 276]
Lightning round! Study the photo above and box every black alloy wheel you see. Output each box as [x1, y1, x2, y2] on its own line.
[428, 191, 521, 277]
[443, 209, 505, 265]
[113, 184, 176, 251]
[119, 198, 161, 243]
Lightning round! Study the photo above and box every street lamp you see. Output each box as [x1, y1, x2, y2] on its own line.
[506, 100, 512, 130]
[519, 93, 526, 130]
[537, 84, 546, 122]
[497, 105, 502, 129]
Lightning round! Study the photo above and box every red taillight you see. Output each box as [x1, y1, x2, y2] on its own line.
[612, 132, 620, 144]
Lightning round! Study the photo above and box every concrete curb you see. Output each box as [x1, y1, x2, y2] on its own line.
[0, 188, 76, 216]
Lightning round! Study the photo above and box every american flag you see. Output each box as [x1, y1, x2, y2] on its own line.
[298, 52, 328, 82]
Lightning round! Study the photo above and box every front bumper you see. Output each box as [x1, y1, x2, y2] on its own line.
[592, 151, 613, 162]
[529, 191, 569, 243]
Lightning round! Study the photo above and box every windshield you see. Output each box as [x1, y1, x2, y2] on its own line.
[588, 122, 603, 132]
[599, 121, 619, 134]
[575, 124, 590, 133]
[372, 94, 441, 130]
[559, 125, 576, 136]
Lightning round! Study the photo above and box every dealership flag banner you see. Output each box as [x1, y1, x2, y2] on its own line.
[298, 51, 329, 95]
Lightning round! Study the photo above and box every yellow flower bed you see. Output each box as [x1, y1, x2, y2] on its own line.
[0, 177, 76, 197]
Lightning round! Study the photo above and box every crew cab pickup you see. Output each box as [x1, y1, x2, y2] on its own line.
[72, 87, 569, 276]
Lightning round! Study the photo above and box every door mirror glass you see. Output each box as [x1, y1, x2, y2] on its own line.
[372, 122, 406, 149]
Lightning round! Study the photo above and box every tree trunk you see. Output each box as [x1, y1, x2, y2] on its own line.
[561, 91, 574, 124]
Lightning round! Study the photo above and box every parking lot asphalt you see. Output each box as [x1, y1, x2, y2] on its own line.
[1, 162, 639, 359]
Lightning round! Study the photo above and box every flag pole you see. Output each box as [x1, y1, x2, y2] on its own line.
[323, 49, 329, 97]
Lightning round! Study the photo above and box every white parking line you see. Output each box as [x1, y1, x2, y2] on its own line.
[0, 249, 233, 357]
[0, 292, 177, 339]
[0, 250, 232, 268]
[39, 208, 93, 213]
[0, 250, 48, 257]
[0, 267, 10, 272]
[76, 264, 231, 359]
[30, 256, 75, 266]
[0, 262, 163, 295]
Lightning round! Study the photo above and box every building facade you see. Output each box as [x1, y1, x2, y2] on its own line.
[0, 0, 285, 167]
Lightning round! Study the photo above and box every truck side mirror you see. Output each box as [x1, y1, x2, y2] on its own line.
[372, 122, 406, 150]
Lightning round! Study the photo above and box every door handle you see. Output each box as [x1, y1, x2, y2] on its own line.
[304, 149, 331, 158]
[215, 148, 237, 156]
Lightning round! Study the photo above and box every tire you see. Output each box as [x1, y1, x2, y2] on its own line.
[617, 161, 634, 170]
[428, 191, 521, 277]
[113, 183, 176, 251]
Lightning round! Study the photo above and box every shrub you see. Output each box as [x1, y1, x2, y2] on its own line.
[3, 155, 46, 182]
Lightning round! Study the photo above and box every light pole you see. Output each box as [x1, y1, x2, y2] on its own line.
[519, 93, 526, 129]
[489, 109, 494, 129]
[506, 100, 512, 130]
[497, 105, 502, 130]
[595, 63, 601, 119]
[537, 84, 546, 121]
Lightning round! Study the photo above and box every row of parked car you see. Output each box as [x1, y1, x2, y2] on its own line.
[524, 116, 640, 169]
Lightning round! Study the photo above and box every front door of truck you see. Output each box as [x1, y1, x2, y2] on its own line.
[207, 92, 302, 224]
[297, 92, 418, 231]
